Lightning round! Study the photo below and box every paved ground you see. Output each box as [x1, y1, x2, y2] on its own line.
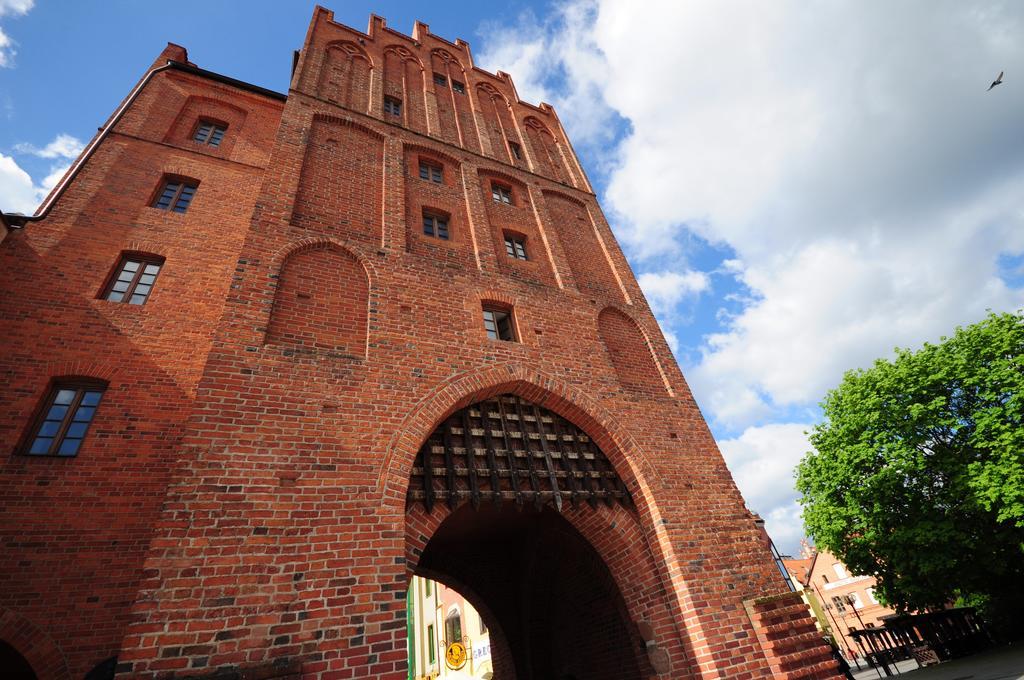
[851, 658, 918, 679]
[849, 645, 1024, 680]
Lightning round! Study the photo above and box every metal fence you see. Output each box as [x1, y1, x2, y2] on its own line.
[848, 607, 994, 676]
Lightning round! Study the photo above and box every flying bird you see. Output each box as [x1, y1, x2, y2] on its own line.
[988, 71, 1003, 91]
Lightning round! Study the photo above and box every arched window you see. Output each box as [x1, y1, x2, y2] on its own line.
[151, 176, 199, 213]
[445, 608, 463, 644]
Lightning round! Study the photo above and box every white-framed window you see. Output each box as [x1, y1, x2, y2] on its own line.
[482, 306, 515, 342]
[832, 563, 849, 579]
[866, 587, 879, 605]
[491, 183, 513, 205]
[504, 233, 528, 260]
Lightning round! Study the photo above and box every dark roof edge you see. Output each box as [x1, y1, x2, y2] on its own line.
[1, 59, 288, 228]
[168, 60, 288, 101]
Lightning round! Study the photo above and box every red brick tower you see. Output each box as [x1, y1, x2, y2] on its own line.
[0, 8, 839, 680]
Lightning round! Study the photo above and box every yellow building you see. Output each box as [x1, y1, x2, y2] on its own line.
[408, 576, 493, 680]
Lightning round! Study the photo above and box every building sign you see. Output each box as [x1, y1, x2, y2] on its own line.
[445, 641, 467, 670]
[473, 640, 491, 661]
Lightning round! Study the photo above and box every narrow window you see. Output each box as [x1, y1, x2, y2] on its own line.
[424, 579, 432, 597]
[479, 617, 487, 634]
[445, 609, 463, 644]
[427, 625, 436, 664]
[452, 80, 465, 94]
[508, 141, 522, 160]
[422, 211, 449, 240]
[152, 178, 198, 213]
[504, 233, 528, 260]
[418, 161, 443, 183]
[433, 72, 448, 87]
[104, 254, 164, 305]
[482, 306, 515, 341]
[24, 381, 105, 456]
[831, 596, 847, 614]
[193, 120, 227, 147]
[383, 96, 402, 117]
[491, 183, 513, 205]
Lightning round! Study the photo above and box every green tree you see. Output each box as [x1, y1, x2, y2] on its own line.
[797, 311, 1024, 633]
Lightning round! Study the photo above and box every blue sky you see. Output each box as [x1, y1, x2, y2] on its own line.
[3, 1, 1023, 554]
[0, 1, 546, 183]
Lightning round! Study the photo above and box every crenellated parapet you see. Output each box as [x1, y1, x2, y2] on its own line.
[291, 8, 592, 193]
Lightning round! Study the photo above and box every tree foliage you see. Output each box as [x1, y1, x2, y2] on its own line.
[797, 311, 1024, 628]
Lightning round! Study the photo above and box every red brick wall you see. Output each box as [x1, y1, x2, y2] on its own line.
[0, 7, 839, 680]
[266, 243, 368, 356]
[479, 170, 558, 288]
[383, 48, 429, 135]
[291, 116, 384, 245]
[524, 117, 573, 186]
[746, 593, 843, 679]
[402, 146, 475, 267]
[542, 190, 625, 301]
[0, 50, 283, 679]
[317, 42, 372, 114]
[598, 306, 670, 395]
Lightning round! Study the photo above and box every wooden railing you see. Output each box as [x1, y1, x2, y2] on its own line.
[849, 607, 994, 676]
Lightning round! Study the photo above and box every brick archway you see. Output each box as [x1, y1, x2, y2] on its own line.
[390, 367, 706, 678]
[0, 607, 71, 680]
[378, 363, 665, 514]
[407, 502, 665, 679]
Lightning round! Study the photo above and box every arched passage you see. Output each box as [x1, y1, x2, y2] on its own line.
[0, 607, 70, 680]
[413, 503, 646, 680]
[403, 391, 694, 679]
[0, 640, 37, 680]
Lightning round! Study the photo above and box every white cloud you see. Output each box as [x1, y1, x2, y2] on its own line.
[476, 3, 619, 147]
[479, 1, 1024, 546]
[479, 0, 1024, 429]
[0, 152, 38, 213]
[637, 270, 710, 316]
[690, 189, 1024, 426]
[15, 133, 84, 160]
[0, 0, 32, 68]
[761, 502, 806, 559]
[0, 1, 35, 15]
[0, 134, 78, 213]
[661, 328, 679, 354]
[36, 162, 69, 197]
[718, 423, 814, 554]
